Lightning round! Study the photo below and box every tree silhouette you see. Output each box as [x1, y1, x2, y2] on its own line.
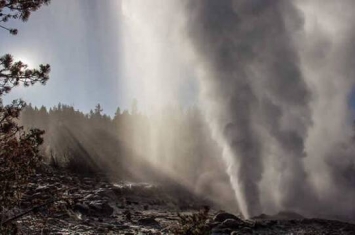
[115, 107, 121, 117]
[94, 103, 103, 115]
[0, 1, 51, 232]
[0, 54, 50, 95]
[0, 0, 51, 35]
[18, 101, 224, 187]
[0, 0, 50, 149]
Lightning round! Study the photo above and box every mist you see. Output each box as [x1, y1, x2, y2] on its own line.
[182, 0, 355, 219]
[18, 0, 355, 222]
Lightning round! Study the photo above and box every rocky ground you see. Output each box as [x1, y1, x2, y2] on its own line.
[3, 169, 355, 234]
[3, 168, 212, 234]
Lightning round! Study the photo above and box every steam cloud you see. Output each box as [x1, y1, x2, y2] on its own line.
[21, 0, 355, 222]
[183, 0, 355, 219]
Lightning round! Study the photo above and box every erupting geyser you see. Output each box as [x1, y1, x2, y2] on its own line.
[184, 0, 315, 218]
[183, 0, 355, 219]
[120, 0, 355, 220]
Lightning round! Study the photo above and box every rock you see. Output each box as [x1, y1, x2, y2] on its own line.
[123, 210, 132, 221]
[96, 188, 117, 201]
[35, 185, 50, 192]
[239, 227, 253, 234]
[252, 211, 304, 221]
[252, 213, 270, 220]
[83, 194, 97, 200]
[74, 203, 90, 215]
[274, 211, 304, 220]
[111, 222, 130, 230]
[213, 212, 240, 223]
[210, 221, 222, 229]
[211, 227, 232, 235]
[88, 201, 114, 216]
[137, 217, 160, 227]
[221, 218, 244, 229]
[118, 205, 125, 209]
[126, 200, 139, 205]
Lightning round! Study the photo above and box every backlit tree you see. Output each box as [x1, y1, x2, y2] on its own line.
[0, 0, 51, 232]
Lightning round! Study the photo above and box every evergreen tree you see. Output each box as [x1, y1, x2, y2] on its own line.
[94, 103, 103, 115]
[0, 54, 50, 96]
[0, 1, 51, 232]
[115, 107, 121, 117]
[0, 0, 51, 35]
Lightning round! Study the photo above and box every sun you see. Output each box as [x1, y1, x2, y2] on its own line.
[14, 53, 36, 68]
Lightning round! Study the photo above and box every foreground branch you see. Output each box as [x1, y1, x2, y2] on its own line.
[1, 198, 55, 226]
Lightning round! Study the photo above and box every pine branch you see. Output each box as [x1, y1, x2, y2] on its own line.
[1, 198, 55, 226]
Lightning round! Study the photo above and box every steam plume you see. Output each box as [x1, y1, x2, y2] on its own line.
[184, 0, 314, 217]
[182, 0, 355, 219]
[297, 0, 355, 219]
[21, 0, 355, 221]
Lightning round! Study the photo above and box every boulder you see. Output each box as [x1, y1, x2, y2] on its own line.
[213, 212, 241, 223]
[138, 217, 160, 227]
[96, 188, 117, 201]
[211, 227, 232, 235]
[88, 201, 114, 216]
[74, 203, 90, 215]
[273, 211, 304, 220]
[221, 218, 244, 229]
[252, 213, 270, 220]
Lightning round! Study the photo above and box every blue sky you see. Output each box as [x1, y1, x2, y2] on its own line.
[1, 0, 198, 116]
[0, 0, 132, 115]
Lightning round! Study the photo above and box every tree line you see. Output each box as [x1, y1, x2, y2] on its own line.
[19, 103, 228, 187]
